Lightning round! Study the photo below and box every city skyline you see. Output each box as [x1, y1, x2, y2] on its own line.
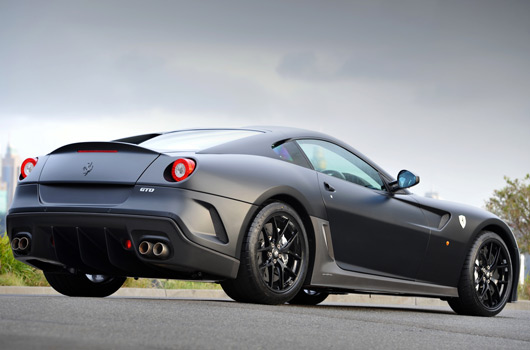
[0, 141, 20, 232]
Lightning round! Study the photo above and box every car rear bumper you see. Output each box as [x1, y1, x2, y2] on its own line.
[7, 212, 239, 280]
[6, 184, 256, 280]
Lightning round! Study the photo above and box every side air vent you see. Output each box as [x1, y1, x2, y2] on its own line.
[438, 213, 451, 230]
[194, 200, 229, 244]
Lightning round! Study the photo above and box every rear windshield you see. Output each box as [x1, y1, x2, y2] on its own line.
[139, 129, 263, 152]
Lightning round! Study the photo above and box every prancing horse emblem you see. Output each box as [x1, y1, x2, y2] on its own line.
[83, 162, 94, 176]
[459, 215, 466, 229]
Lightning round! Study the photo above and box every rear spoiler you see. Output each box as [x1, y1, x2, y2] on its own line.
[49, 141, 160, 155]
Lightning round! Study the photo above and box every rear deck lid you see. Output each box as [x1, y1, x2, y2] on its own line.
[39, 142, 160, 185]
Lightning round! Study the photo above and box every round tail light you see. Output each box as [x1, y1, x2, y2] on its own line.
[21, 158, 38, 179]
[171, 158, 196, 182]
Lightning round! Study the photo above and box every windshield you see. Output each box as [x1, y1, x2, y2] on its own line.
[139, 129, 263, 152]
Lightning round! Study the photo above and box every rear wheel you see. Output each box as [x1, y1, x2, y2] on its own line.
[288, 289, 329, 305]
[44, 271, 126, 297]
[224, 202, 309, 304]
[448, 231, 513, 316]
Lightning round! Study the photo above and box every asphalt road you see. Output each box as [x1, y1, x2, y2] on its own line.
[1, 295, 529, 350]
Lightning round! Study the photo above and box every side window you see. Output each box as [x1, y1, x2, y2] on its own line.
[296, 140, 385, 191]
[272, 141, 311, 168]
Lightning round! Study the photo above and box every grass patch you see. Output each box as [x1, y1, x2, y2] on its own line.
[518, 276, 530, 300]
[122, 277, 154, 288]
[0, 272, 26, 286]
[0, 235, 48, 286]
[161, 279, 221, 290]
[123, 278, 221, 290]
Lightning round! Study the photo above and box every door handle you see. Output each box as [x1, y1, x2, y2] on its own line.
[324, 182, 336, 192]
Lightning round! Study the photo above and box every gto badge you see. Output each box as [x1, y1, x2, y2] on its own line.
[83, 162, 94, 176]
[459, 215, 467, 229]
[140, 187, 155, 193]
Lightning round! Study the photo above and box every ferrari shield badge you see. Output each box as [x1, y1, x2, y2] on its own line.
[459, 215, 466, 229]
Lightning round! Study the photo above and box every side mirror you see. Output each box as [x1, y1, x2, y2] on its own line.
[391, 170, 420, 191]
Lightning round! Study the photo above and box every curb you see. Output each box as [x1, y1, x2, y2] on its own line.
[1, 286, 529, 310]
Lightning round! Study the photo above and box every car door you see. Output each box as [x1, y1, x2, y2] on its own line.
[296, 139, 430, 280]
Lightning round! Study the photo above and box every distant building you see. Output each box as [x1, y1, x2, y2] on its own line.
[1, 143, 21, 213]
[0, 185, 5, 232]
[0, 182, 7, 214]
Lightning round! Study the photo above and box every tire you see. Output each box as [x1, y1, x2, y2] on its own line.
[226, 202, 309, 304]
[220, 279, 252, 303]
[288, 289, 329, 305]
[447, 231, 513, 317]
[44, 271, 126, 297]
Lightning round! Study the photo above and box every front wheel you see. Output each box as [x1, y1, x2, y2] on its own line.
[44, 271, 126, 297]
[448, 231, 513, 316]
[224, 202, 309, 304]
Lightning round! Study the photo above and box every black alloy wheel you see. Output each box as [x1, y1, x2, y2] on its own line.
[474, 240, 512, 309]
[257, 212, 304, 292]
[448, 231, 513, 316]
[221, 202, 309, 304]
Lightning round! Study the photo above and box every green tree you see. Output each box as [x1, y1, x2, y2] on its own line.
[485, 174, 530, 254]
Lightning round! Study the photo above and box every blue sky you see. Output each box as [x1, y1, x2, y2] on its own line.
[1, 0, 529, 208]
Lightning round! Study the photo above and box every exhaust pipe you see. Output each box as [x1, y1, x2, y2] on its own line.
[153, 242, 170, 259]
[10, 233, 32, 253]
[11, 237, 20, 250]
[18, 237, 30, 251]
[138, 238, 171, 259]
[138, 241, 153, 256]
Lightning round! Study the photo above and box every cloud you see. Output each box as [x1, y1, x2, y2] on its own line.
[1, 0, 529, 208]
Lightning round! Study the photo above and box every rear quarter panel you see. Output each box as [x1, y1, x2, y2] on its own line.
[138, 153, 326, 218]
[138, 153, 326, 259]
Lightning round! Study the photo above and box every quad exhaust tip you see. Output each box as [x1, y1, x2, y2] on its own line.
[153, 242, 170, 259]
[11, 236, 31, 252]
[138, 240, 170, 259]
[11, 237, 20, 250]
[138, 241, 153, 256]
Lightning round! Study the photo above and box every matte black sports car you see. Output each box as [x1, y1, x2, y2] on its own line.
[7, 127, 519, 316]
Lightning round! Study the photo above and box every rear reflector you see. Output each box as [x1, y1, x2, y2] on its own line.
[171, 158, 196, 182]
[21, 158, 38, 179]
